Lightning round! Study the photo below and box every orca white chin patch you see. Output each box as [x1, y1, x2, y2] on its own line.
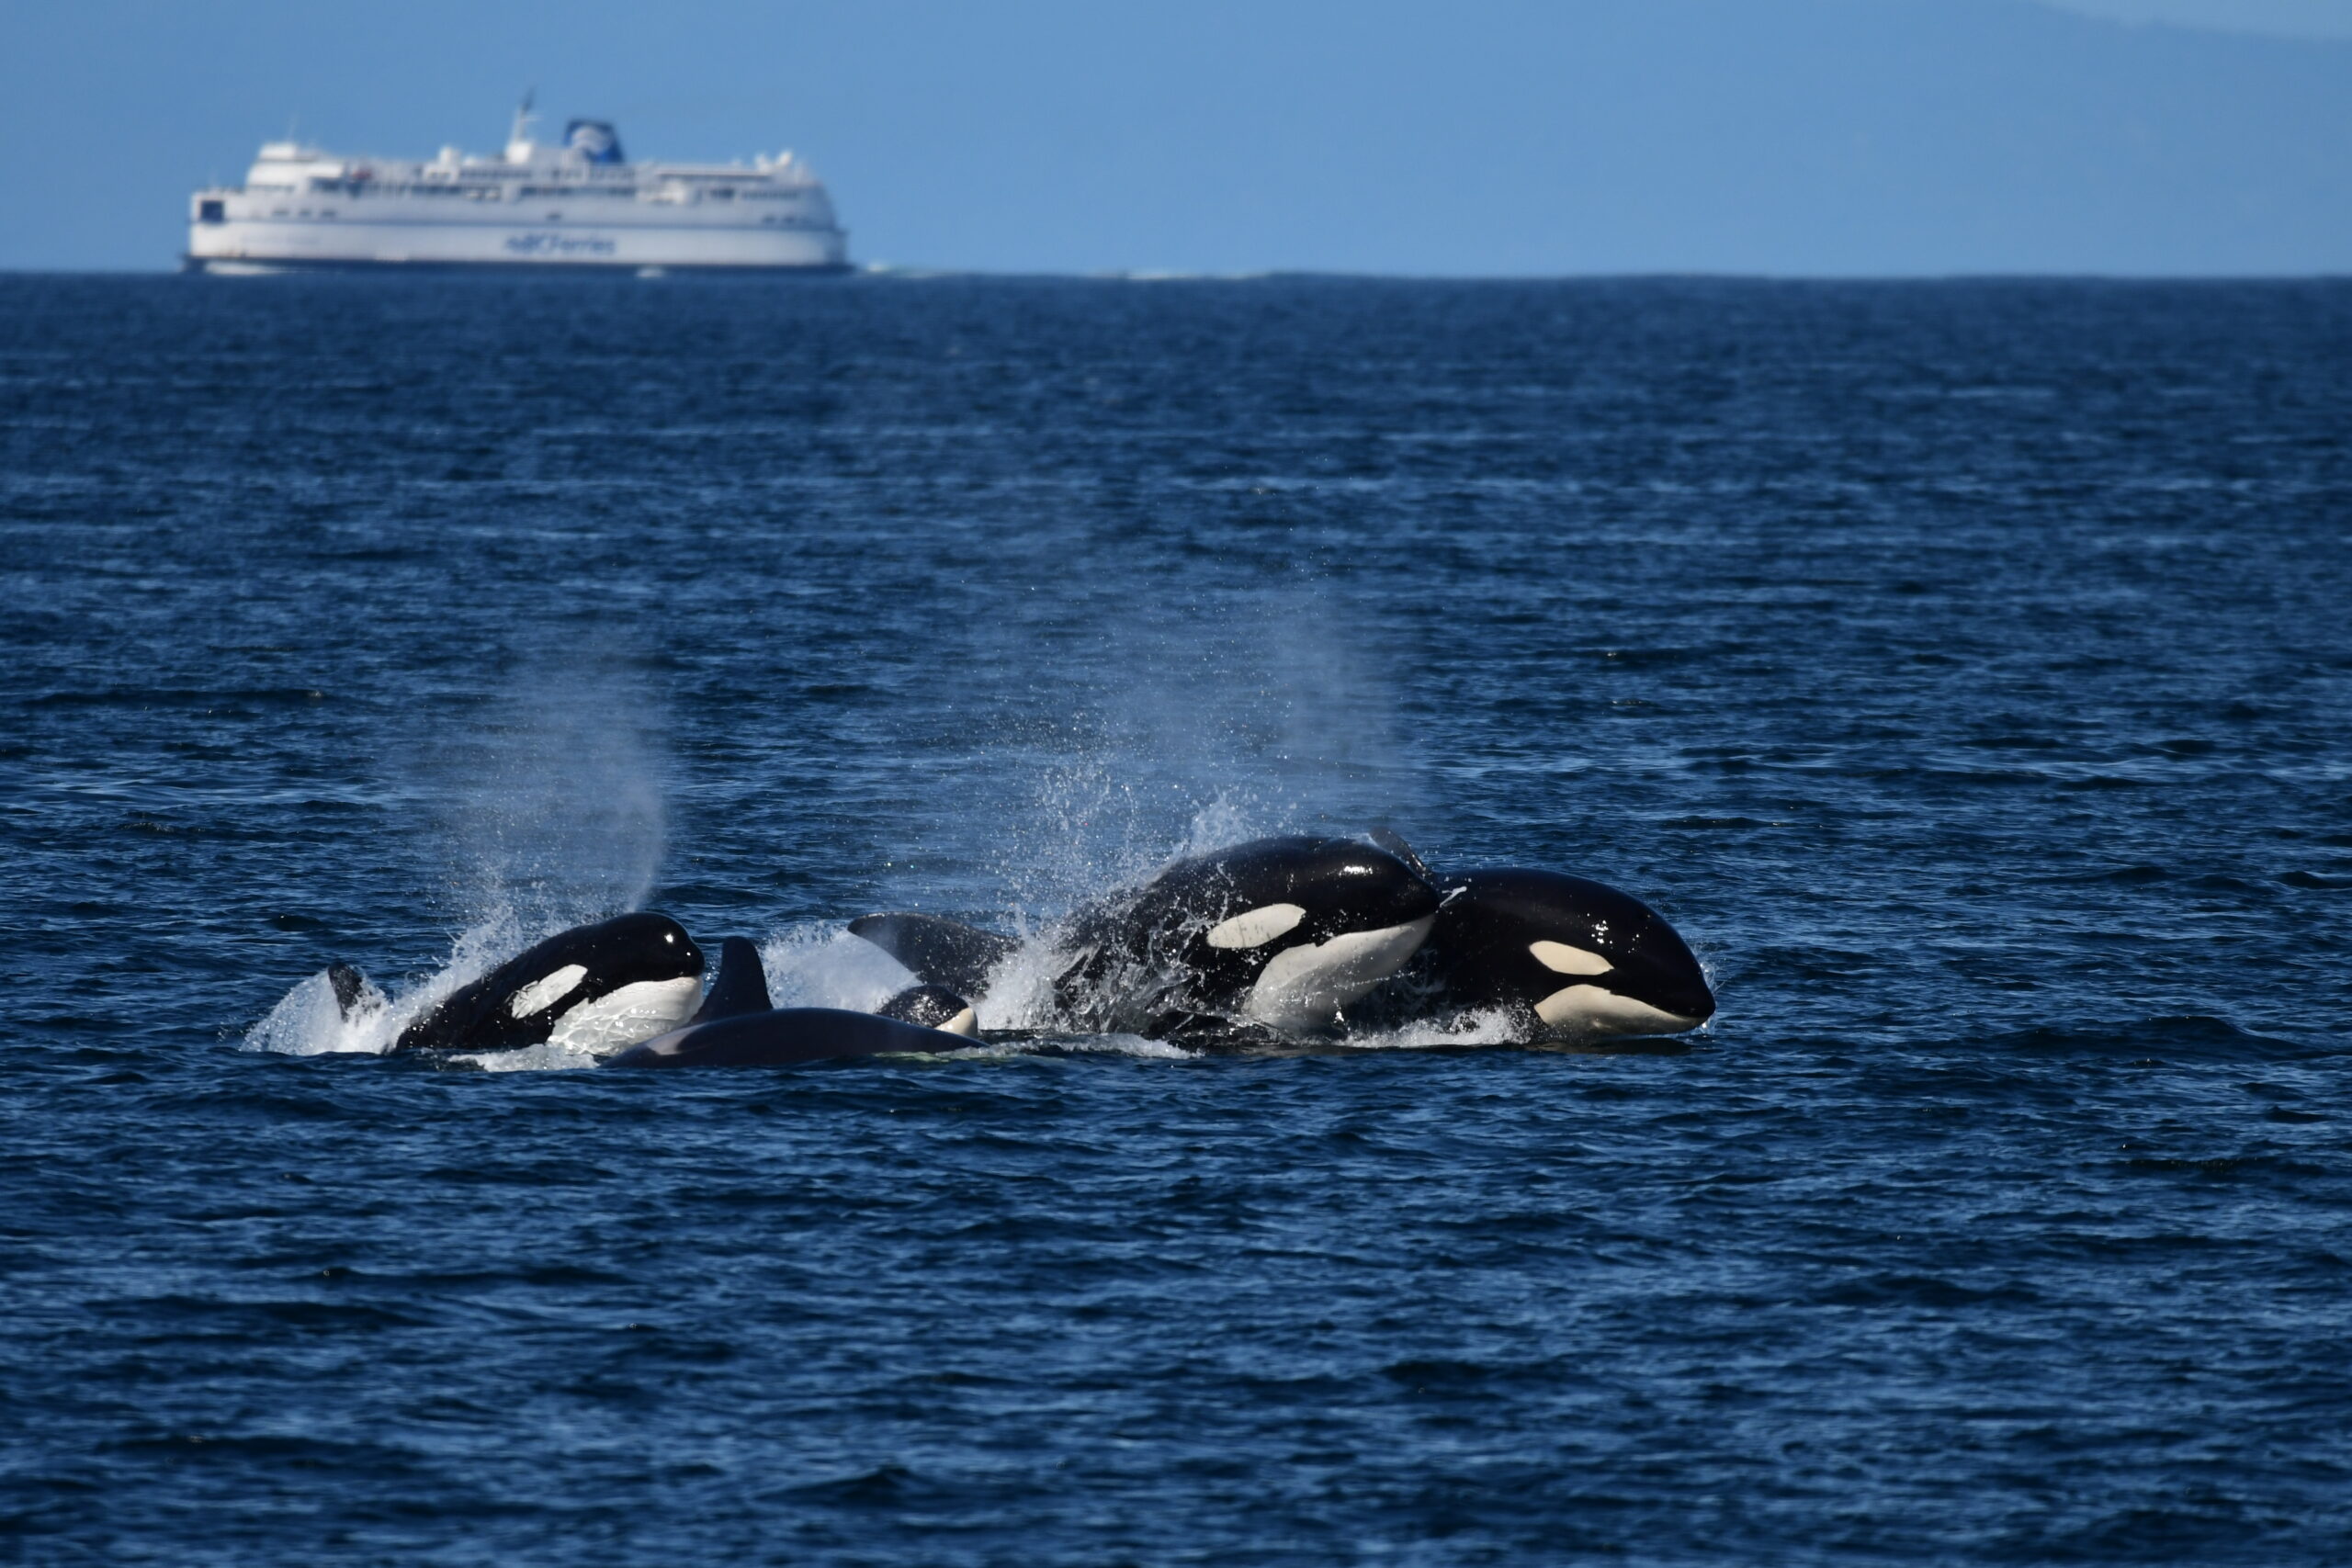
[509, 964, 588, 1018]
[1206, 903, 1306, 949]
[1245, 916, 1435, 1031]
[1530, 941, 1613, 976]
[936, 1007, 979, 1039]
[546, 976, 702, 1055]
[1533, 983, 1702, 1038]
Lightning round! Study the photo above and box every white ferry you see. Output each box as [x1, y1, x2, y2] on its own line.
[186, 101, 849, 275]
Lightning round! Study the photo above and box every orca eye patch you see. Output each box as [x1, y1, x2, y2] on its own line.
[1530, 941, 1613, 976]
[1206, 903, 1307, 949]
[509, 964, 588, 1017]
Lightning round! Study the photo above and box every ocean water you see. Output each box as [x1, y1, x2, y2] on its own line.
[3, 273, 2350, 1563]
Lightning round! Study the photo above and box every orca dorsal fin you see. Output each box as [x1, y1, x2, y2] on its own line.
[689, 937, 773, 1024]
[1368, 827, 1438, 886]
[846, 914, 1018, 998]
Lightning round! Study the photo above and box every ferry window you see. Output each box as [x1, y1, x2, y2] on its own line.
[198, 199, 225, 223]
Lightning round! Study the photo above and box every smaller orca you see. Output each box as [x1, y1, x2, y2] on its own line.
[1372, 835, 1714, 1041]
[386, 912, 705, 1055]
[603, 1007, 970, 1069]
[877, 983, 979, 1038]
[1426, 869, 1714, 1038]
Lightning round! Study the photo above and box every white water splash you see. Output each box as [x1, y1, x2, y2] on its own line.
[967, 920, 1077, 1032]
[1340, 1006, 1526, 1051]
[1180, 795, 1261, 859]
[244, 911, 526, 1056]
[454, 1038, 609, 1073]
[758, 924, 922, 1012]
[743, 917, 1213, 1057]
[950, 1032, 1194, 1061]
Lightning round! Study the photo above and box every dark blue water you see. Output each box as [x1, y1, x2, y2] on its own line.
[5, 275, 2351, 1563]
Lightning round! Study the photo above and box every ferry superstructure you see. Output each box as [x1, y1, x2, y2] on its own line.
[186, 103, 848, 274]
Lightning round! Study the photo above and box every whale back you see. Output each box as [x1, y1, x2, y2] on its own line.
[604, 1007, 963, 1069]
[846, 913, 1018, 997]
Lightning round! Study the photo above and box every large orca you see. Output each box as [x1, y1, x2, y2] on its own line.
[852, 835, 1440, 1035]
[603, 1008, 970, 1069]
[386, 912, 705, 1055]
[1370, 831, 1715, 1041]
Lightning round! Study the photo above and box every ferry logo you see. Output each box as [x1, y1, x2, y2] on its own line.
[564, 120, 626, 164]
[504, 232, 618, 257]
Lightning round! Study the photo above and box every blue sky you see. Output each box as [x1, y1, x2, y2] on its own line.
[4, 0, 2348, 275]
[2049, 0, 2352, 34]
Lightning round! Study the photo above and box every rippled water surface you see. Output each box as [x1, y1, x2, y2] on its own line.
[5, 275, 2351, 1563]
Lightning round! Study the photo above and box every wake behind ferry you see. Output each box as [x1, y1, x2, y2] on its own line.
[186, 100, 849, 275]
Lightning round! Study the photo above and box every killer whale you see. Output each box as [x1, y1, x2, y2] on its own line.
[1425, 869, 1714, 1037]
[691, 935, 979, 1039]
[852, 835, 1440, 1036]
[383, 912, 705, 1055]
[1369, 831, 1714, 1040]
[594, 933, 982, 1067]
[1064, 835, 1440, 1032]
[603, 1007, 971, 1069]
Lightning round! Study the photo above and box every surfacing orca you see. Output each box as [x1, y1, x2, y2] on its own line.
[1065, 835, 1440, 1032]
[704, 932, 980, 1041]
[386, 912, 705, 1055]
[602, 1007, 969, 1069]
[853, 834, 1440, 1035]
[1369, 832, 1714, 1041]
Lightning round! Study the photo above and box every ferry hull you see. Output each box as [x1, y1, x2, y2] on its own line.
[186, 220, 848, 274]
[182, 254, 852, 276]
